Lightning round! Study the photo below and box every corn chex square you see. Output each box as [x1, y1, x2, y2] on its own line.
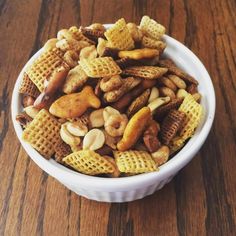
[80, 57, 121, 78]
[114, 150, 157, 174]
[140, 16, 165, 40]
[104, 18, 134, 50]
[22, 109, 61, 159]
[26, 50, 64, 92]
[63, 150, 115, 175]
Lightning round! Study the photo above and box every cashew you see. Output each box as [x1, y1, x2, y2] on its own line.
[24, 105, 39, 118]
[103, 106, 120, 122]
[176, 89, 188, 99]
[148, 97, 170, 112]
[67, 122, 88, 136]
[89, 108, 105, 128]
[159, 87, 176, 100]
[148, 87, 159, 103]
[60, 123, 81, 147]
[83, 129, 105, 151]
[151, 146, 170, 166]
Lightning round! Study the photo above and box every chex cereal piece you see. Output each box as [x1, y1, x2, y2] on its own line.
[160, 110, 186, 145]
[54, 139, 72, 163]
[80, 26, 105, 42]
[115, 58, 142, 69]
[127, 89, 151, 117]
[140, 16, 165, 40]
[67, 113, 90, 126]
[22, 109, 61, 159]
[141, 36, 166, 51]
[63, 65, 88, 94]
[80, 57, 122, 78]
[122, 66, 168, 79]
[26, 50, 65, 92]
[104, 18, 135, 50]
[155, 98, 184, 120]
[69, 26, 95, 45]
[178, 94, 203, 139]
[63, 150, 115, 175]
[158, 59, 198, 85]
[19, 73, 40, 98]
[114, 150, 157, 174]
[170, 94, 203, 151]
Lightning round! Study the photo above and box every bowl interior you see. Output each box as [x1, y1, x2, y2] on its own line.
[11, 27, 215, 189]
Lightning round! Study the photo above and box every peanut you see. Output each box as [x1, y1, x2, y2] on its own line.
[66, 122, 88, 136]
[83, 129, 105, 151]
[60, 123, 81, 147]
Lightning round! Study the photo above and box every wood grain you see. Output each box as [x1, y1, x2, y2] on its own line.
[0, 0, 236, 235]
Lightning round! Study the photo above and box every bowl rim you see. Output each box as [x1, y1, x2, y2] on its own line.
[11, 26, 215, 190]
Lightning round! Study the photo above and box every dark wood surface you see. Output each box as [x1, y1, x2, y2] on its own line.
[0, 0, 236, 235]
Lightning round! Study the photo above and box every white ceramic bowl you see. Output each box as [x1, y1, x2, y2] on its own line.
[11, 26, 215, 202]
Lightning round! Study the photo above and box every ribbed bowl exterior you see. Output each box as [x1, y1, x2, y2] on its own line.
[62, 174, 176, 202]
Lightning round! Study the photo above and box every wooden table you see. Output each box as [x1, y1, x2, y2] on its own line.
[0, 0, 236, 235]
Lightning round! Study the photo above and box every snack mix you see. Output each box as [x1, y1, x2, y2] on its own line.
[17, 16, 203, 177]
